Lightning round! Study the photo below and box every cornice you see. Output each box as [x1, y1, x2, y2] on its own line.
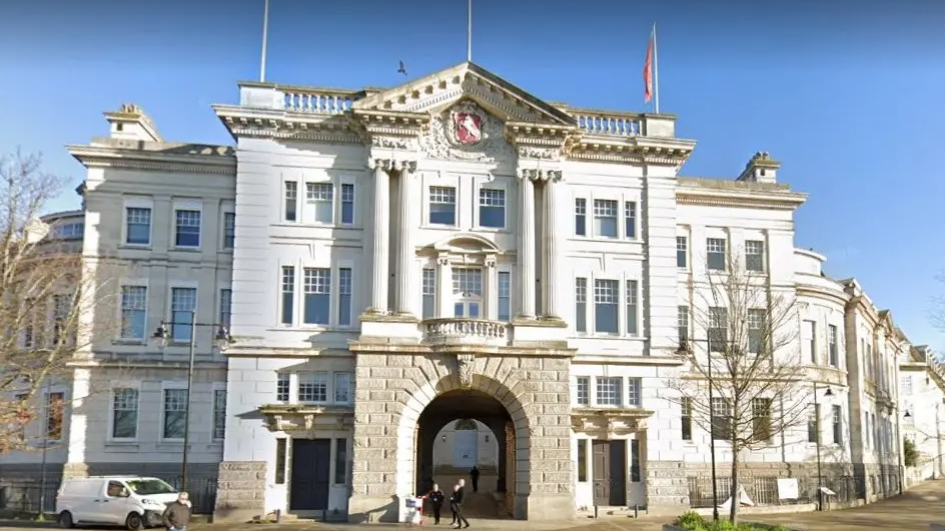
[67, 145, 236, 176]
[675, 192, 804, 211]
[214, 104, 362, 143]
[796, 283, 851, 307]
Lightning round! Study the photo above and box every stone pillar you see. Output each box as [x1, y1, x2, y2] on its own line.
[368, 159, 390, 314]
[644, 461, 690, 516]
[484, 255, 497, 320]
[542, 173, 563, 320]
[436, 253, 452, 318]
[212, 461, 268, 523]
[395, 162, 417, 316]
[516, 173, 536, 319]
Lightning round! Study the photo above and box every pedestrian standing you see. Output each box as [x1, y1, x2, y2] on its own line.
[452, 479, 470, 529]
[428, 483, 445, 525]
[162, 492, 192, 531]
[470, 466, 480, 493]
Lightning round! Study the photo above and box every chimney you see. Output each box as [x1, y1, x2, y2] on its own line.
[103, 103, 163, 142]
[736, 151, 780, 184]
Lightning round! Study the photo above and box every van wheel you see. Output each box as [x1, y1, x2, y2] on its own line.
[125, 512, 144, 531]
[58, 511, 75, 528]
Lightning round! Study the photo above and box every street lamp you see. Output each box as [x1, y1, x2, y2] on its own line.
[812, 382, 833, 511]
[151, 311, 233, 492]
[676, 338, 720, 522]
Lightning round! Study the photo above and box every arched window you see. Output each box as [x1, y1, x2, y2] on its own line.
[454, 418, 478, 431]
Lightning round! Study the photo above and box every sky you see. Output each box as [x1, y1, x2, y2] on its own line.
[1, 0, 944, 348]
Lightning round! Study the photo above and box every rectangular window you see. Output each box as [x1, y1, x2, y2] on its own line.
[422, 268, 436, 319]
[170, 288, 197, 342]
[223, 212, 236, 249]
[577, 439, 587, 482]
[596, 377, 622, 406]
[677, 306, 689, 347]
[707, 238, 726, 271]
[280, 266, 295, 325]
[429, 186, 456, 225]
[901, 375, 913, 396]
[341, 183, 355, 225]
[275, 439, 287, 484]
[802, 320, 816, 364]
[174, 210, 201, 248]
[45, 392, 64, 441]
[594, 279, 619, 334]
[808, 407, 818, 443]
[747, 309, 764, 354]
[298, 373, 328, 403]
[752, 398, 772, 442]
[334, 373, 352, 404]
[624, 201, 637, 239]
[626, 280, 639, 337]
[335, 438, 348, 484]
[338, 268, 352, 327]
[125, 207, 152, 245]
[864, 413, 870, 448]
[52, 294, 71, 346]
[575, 278, 587, 333]
[498, 272, 511, 322]
[452, 267, 483, 318]
[630, 439, 641, 483]
[575, 376, 589, 406]
[162, 388, 188, 439]
[681, 397, 693, 441]
[745, 240, 765, 272]
[276, 373, 290, 402]
[112, 388, 139, 440]
[712, 397, 731, 440]
[213, 389, 227, 440]
[828, 325, 839, 367]
[303, 268, 331, 325]
[120, 286, 147, 340]
[676, 236, 688, 268]
[593, 199, 618, 238]
[305, 183, 334, 223]
[219, 289, 232, 329]
[478, 188, 506, 228]
[832, 405, 842, 444]
[867, 343, 873, 380]
[574, 198, 587, 236]
[708, 307, 728, 353]
[284, 181, 298, 222]
[627, 377, 642, 407]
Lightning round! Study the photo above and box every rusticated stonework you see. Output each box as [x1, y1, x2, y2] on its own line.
[213, 461, 267, 524]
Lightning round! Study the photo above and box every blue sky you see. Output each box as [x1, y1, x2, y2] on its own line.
[1, 0, 944, 348]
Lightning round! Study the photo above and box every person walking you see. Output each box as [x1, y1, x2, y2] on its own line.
[161, 492, 192, 531]
[428, 483, 445, 525]
[451, 479, 470, 529]
[469, 466, 480, 493]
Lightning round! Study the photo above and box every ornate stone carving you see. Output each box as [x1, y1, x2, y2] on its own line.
[371, 136, 416, 150]
[456, 353, 476, 389]
[484, 255, 497, 268]
[420, 100, 515, 163]
[437, 252, 451, 266]
[368, 157, 417, 172]
[517, 168, 563, 182]
[517, 146, 561, 161]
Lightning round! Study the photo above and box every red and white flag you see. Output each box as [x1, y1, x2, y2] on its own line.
[643, 25, 655, 104]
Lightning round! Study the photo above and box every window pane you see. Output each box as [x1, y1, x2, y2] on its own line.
[163, 389, 188, 439]
[284, 182, 298, 222]
[299, 373, 328, 403]
[624, 201, 636, 239]
[575, 278, 587, 333]
[303, 268, 331, 325]
[338, 268, 352, 326]
[707, 238, 726, 271]
[335, 438, 348, 484]
[223, 212, 236, 249]
[593, 200, 618, 238]
[120, 286, 147, 339]
[498, 272, 511, 322]
[746, 240, 765, 272]
[422, 268, 436, 319]
[334, 373, 352, 404]
[213, 389, 227, 440]
[676, 236, 687, 268]
[112, 388, 138, 439]
[626, 280, 638, 336]
[126, 207, 152, 245]
[594, 279, 619, 334]
[170, 288, 196, 342]
[429, 187, 456, 225]
[175, 210, 201, 247]
[575, 377, 589, 405]
[306, 183, 334, 223]
[341, 184, 355, 224]
[479, 189, 506, 228]
[574, 199, 586, 236]
[577, 439, 587, 482]
[281, 266, 295, 325]
[595, 377, 621, 406]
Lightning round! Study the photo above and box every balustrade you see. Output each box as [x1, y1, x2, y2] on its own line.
[573, 109, 642, 136]
[283, 89, 357, 114]
[422, 318, 509, 346]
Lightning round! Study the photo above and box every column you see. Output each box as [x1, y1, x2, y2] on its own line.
[484, 256, 497, 320]
[517, 173, 536, 319]
[542, 173, 562, 319]
[369, 160, 390, 313]
[436, 253, 452, 318]
[395, 162, 417, 315]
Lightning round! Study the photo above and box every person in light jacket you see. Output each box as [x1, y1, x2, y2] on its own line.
[162, 492, 192, 531]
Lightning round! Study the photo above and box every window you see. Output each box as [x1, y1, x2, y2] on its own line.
[676, 236, 688, 268]
[52, 221, 84, 240]
[223, 212, 236, 249]
[575, 278, 587, 333]
[170, 288, 197, 342]
[281, 266, 295, 325]
[334, 373, 352, 404]
[498, 272, 511, 322]
[626, 280, 639, 336]
[125, 207, 152, 245]
[711, 397, 731, 440]
[174, 210, 201, 248]
[594, 279, 619, 335]
[118, 286, 148, 340]
[45, 392, 64, 441]
[452, 267, 483, 318]
[298, 373, 328, 403]
[52, 294, 71, 345]
[596, 377, 621, 406]
[577, 440, 588, 482]
[866, 343, 873, 380]
[22, 298, 36, 348]
[429, 186, 456, 225]
[708, 307, 728, 352]
[112, 388, 138, 440]
[303, 268, 331, 325]
[276, 373, 290, 402]
[284, 181, 298, 222]
[335, 438, 348, 484]
[864, 413, 870, 448]
[802, 320, 816, 364]
[478, 188, 505, 228]
[677, 306, 689, 347]
[808, 407, 818, 443]
[574, 198, 587, 236]
[219, 289, 232, 329]
[341, 183, 355, 225]
[213, 389, 226, 440]
[707, 238, 726, 271]
[630, 439, 641, 483]
[832, 405, 842, 444]
[681, 398, 693, 441]
[593, 199, 618, 238]
[422, 268, 436, 319]
[162, 388, 188, 439]
[624, 201, 637, 239]
[901, 375, 913, 396]
[305, 183, 334, 223]
[627, 378, 642, 407]
[752, 398, 772, 442]
[575, 376, 589, 406]
[745, 240, 765, 272]
[338, 268, 352, 327]
[828, 325, 839, 367]
[275, 439, 287, 484]
[747, 309, 764, 354]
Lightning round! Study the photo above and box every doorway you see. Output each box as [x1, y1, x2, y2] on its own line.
[592, 440, 627, 506]
[289, 439, 331, 511]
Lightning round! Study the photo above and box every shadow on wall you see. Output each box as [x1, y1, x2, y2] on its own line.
[347, 495, 398, 524]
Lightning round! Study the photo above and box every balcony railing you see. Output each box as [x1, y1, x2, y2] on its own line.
[572, 109, 642, 136]
[422, 318, 509, 346]
[283, 88, 357, 114]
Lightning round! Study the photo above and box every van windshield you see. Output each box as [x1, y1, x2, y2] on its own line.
[125, 479, 176, 496]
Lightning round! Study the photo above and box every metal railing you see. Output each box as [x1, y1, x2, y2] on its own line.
[687, 474, 867, 509]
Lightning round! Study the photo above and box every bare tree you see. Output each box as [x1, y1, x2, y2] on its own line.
[0, 149, 122, 454]
[666, 249, 804, 524]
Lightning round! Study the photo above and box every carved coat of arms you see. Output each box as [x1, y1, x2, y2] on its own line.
[454, 112, 483, 145]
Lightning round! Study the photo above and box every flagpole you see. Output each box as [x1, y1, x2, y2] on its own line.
[260, 0, 270, 82]
[653, 22, 660, 114]
[467, 0, 473, 62]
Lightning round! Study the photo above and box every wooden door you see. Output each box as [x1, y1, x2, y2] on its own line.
[592, 440, 611, 506]
[289, 439, 331, 511]
[609, 440, 628, 506]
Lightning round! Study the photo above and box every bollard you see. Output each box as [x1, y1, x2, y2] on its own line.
[634, 504, 639, 518]
[275, 508, 281, 523]
[594, 505, 598, 519]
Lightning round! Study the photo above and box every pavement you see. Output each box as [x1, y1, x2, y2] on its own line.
[3, 480, 945, 531]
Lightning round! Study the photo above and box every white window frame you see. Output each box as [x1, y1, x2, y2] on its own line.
[475, 180, 508, 230]
[172, 199, 204, 250]
[122, 197, 154, 248]
[623, 200, 638, 240]
[116, 279, 150, 342]
[298, 372, 330, 405]
[304, 179, 335, 225]
[339, 176, 357, 226]
[167, 281, 199, 344]
[278, 263, 297, 327]
[302, 266, 333, 327]
[592, 199, 619, 239]
[625, 277, 640, 337]
[160, 381, 189, 442]
[221, 204, 236, 251]
[451, 266, 484, 318]
[676, 235, 689, 269]
[574, 376, 590, 406]
[745, 239, 766, 273]
[595, 376, 623, 407]
[283, 178, 299, 223]
[573, 196, 588, 237]
[496, 265, 513, 322]
[336, 261, 356, 329]
[41, 387, 68, 444]
[333, 373, 353, 405]
[212, 382, 227, 442]
[706, 236, 728, 271]
[428, 185, 458, 227]
[107, 383, 142, 443]
[218, 284, 232, 329]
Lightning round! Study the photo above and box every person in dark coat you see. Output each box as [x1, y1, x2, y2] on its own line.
[451, 480, 470, 529]
[161, 492, 192, 531]
[428, 483, 445, 524]
[469, 466, 480, 493]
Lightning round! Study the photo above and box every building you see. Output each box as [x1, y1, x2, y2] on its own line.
[0, 62, 933, 522]
[899, 344, 945, 483]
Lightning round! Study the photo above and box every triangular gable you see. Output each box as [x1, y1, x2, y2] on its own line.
[352, 61, 576, 126]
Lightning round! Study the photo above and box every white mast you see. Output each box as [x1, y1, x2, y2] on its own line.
[260, 0, 270, 82]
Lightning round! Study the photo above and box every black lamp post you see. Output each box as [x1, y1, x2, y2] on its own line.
[813, 382, 833, 511]
[151, 312, 233, 492]
[677, 339, 720, 521]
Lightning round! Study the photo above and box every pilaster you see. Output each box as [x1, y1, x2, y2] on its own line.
[436, 252, 452, 318]
[484, 255, 498, 320]
[395, 161, 418, 316]
[367, 159, 391, 314]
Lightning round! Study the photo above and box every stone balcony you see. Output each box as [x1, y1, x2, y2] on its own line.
[421, 318, 509, 347]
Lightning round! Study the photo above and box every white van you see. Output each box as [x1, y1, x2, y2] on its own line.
[55, 476, 180, 530]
